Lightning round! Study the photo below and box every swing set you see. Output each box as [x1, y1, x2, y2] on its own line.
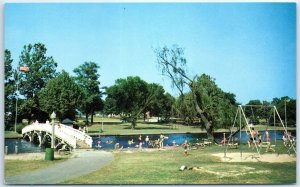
[224, 105, 296, 158]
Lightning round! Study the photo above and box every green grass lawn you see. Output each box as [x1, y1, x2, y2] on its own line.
[83, 117, 296, 136]
[59, 144, 296, 185]
[86, 122, 207, 136]
[5, 157, 69, 177]
[5, 143, 296, 184]
[86, 122, 295, 136]
[5, 131, 23, 138]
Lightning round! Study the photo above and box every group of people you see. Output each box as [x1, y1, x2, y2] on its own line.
[133, 134, 190, 155]
[129, 133, 166, 150]
[96, 135, 114, 149]
[282, 132, 296, 147]
[247, 127, 274, 152]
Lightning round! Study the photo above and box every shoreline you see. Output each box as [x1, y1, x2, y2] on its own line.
[5, 127, 296, 139]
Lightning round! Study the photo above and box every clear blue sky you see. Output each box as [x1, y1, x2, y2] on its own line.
[4, 3, 296, 104]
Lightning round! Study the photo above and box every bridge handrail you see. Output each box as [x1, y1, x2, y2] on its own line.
[58, 124, 93, 147]
[22, 122, 93, 148]
[22, 123, 77, 148]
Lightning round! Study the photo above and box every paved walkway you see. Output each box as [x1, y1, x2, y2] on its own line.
[5, 150, 114, 184]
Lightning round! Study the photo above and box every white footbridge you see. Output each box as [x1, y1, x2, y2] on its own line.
[22, 121, 93, 149]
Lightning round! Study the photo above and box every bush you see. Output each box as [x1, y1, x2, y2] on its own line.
[21, 119, 29, 125]
[16, 124, 26, 134]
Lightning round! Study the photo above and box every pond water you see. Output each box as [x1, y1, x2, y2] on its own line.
[92, 130, 295, 149]
[4, 138, 46, 154]
[5, 130, 295, 153]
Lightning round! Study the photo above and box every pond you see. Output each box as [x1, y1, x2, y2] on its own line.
[5, 130, 295, 153]
[4, 138, 46, 154]
[91, 130, 295, 149]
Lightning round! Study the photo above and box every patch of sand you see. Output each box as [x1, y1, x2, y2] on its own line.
[191, 165, 270, 178]
[116, 147, 174, 153]
[212, 152, 296, 163]
[4, 153, 69, 161]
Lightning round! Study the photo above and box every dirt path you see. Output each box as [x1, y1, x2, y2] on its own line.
[5, 150, 114, 184]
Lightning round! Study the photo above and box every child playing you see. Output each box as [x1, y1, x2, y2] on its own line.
[182, 140, 190, 156]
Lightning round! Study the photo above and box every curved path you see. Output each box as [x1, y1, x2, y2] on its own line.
[5, 150, 114, 184]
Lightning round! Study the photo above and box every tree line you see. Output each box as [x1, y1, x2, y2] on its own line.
[4, 43, 296, 140]
[5, 43, 102, 130]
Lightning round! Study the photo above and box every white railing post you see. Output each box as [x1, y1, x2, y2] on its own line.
[22, 123, 93, 148]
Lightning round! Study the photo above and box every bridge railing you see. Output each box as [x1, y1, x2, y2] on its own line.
[58, 124, 93, 147]
[22, 122, 93, 148]
[22, 123, 77, 148]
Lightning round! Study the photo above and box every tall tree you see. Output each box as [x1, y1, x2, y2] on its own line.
[155, 45, 237, 141]
[175, 93, 197, 125]
[194, 74, 237, 130]
[4, 49, 15, 129]
[105, 76, 161, 129]
[74, 62, 102, 125]
[144, 84, 175, 122]
[18, 43, 58, 122]
[271, 96, 296, 127]
[39, 71, 84, 120]
[245, 100, 262, 124]
[156, 92, 175, 122]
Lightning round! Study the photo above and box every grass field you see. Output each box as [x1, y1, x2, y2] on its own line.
[58, 144, 296, 184]
[84, 117, 295, 136]
[86, 122, 206, 135]
[4, 131, 23, 139]
[5, 157, 69, 177]
[5, 143, 295, 185]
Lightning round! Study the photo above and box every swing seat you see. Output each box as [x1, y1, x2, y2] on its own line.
[228, 143, 238, 149]
[203, 141, 212, 146]
[260, 142, 275, 148]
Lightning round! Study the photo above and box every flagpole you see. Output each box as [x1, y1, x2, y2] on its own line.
[14, 69, 19, 133]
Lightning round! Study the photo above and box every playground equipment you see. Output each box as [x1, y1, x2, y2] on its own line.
[224, 105, 296, 158]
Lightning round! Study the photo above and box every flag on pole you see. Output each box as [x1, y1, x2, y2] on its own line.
[19, 66, 29, 72]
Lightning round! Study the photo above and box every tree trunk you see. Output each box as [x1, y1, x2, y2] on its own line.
[191, 91, 214, 142]
[85, 113, 89, 125]
[131, 118, 136, 129]
[91, 111, 94, 125]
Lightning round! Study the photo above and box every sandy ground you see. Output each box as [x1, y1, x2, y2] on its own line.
[4, 152, 69, 160]
[5, 148, 296, 163]
[212, 152, 296, 163]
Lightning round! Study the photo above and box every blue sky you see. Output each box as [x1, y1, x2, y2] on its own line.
[4, 3, 296, 104]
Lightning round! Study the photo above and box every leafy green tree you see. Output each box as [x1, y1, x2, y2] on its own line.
[194, 74, 237, 130]
[18, 43, 58, 122]
[244, 100, 262, 124]
[105, 76, 162, 129]
[4, 49, 15, 129]
[144, 84, 175, 122]
[260, 100, 272, 124]
[159, 93, 176, 121]
[39, 71, 84, 120]
[271, 96, 296, 127]
[175, 93, 197, 125]
[73, 62, 102, 124]
[155, 45, 237, 141]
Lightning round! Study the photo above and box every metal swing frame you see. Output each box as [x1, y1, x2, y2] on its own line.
[224, 105, 296, 159]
